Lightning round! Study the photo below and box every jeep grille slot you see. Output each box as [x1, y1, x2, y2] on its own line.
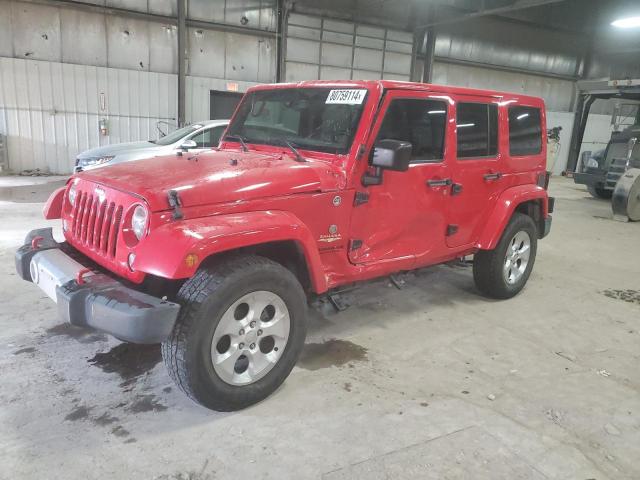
[70, 189, 123, 258]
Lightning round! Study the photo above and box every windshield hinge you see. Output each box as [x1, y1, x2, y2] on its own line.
[167, 190, 183, 220]
[354, 191, 369, 206]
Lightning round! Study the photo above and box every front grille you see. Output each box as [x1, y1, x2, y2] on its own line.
[70, 190, 124, 259]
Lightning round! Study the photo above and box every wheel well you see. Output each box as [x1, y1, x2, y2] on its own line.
[515, 200, 544, 238]
[200, 241, 312, 291]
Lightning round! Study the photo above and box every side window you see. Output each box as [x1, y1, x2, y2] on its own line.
[376, 98, 447, 162]
[508, 106, 542, 156]
[210, 126, 226, 146]
[190, 129, 213, 148]
[456, 103, 498, 158]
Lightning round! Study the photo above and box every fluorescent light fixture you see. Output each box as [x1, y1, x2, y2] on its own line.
[428, 110, 446, 114]
[457, 123, 475, 128]
[611, 15, 640, 28]
[517, 113, 529, 120]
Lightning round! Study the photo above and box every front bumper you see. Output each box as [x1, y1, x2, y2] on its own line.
[16, 228, 180, 344]
[542, 216, 552, 238]
[574, 171, 605, 187]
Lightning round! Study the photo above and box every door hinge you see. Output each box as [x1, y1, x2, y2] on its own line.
[350, 239, 363, 251]
[446, 224, 458, 236]
[354, 191, 369, 206]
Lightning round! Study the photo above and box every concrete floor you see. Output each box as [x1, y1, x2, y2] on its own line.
[1, 176, 639, 480]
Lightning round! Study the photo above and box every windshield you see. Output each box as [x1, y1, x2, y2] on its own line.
[152, 124, 202, 146]
[606, 140, 640, 165]
[225, 87, 368, 154]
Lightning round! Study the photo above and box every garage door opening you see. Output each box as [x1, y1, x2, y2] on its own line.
[210, 90, 243, 120]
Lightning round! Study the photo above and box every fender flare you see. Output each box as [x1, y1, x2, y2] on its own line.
[476, 185, 548, 250]
[134, 210, 327, 292]
[44, 187, 65, 219]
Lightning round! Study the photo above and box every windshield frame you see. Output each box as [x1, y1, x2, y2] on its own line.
[224, 87, 370, 156]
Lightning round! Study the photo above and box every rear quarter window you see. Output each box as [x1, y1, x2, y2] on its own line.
[509, 106, 542, 156]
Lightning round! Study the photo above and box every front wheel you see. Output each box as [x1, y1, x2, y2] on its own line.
[473, 213, 538, 299]
[587, 184, 613, 199]
[161, 255, 308, 411]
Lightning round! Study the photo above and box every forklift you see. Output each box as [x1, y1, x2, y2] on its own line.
[570, 79, 640, 221]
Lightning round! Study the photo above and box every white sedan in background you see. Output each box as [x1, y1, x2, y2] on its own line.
[75, 119, 229, 172]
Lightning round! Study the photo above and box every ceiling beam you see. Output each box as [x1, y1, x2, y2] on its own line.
[416, 0, 569, 28]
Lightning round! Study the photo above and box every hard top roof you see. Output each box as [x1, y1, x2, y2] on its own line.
[247, 79, 545, 105]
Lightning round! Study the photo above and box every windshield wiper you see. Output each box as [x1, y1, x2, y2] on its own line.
[224, 134, 249, 152]
[282, 140, 306, 162]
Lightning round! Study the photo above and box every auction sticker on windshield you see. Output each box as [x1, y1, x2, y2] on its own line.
[326, 89, 367, 105]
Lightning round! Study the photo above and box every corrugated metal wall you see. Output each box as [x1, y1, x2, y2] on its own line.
[432, 62, 576, 113]
[0, 57, 176, 173]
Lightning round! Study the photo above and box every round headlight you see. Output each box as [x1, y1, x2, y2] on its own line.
[68, 184, 77, 206]
[131, 205, 148, 240]
[584, 157, 599, 169]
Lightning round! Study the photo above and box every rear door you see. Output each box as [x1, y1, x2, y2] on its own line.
[446, 96, 504, 248]
[348, 89, 452, 265]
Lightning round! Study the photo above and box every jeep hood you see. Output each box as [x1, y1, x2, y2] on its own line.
[79, 149, 345, 211]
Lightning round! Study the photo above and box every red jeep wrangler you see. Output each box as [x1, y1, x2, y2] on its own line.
[16, 80, 553, 411]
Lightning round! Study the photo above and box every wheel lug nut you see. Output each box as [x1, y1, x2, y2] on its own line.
[250, 343, 256, 350]
[250, 321, 256, 328]
[239, 329, 245, 335]
[239, 343, 245, 349]
[257, 329, 263, 336]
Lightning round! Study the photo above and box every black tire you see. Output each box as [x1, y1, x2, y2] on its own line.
[161, 254, 307, 411]
[473, 213, 538, 299]
[587, 184, 613, 199]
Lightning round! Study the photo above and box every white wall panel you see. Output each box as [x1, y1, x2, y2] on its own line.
[285, 62, 319, 82]
[286, 38, 320, 64]
[11, 1, 62, 62]
[432, 61, 575, 112]
[0, 7, 13, 57]
[60, 10, 108, 67]
[106, 17, 151, 71]
[285, 14, 412, 81]
[353, 48, 382, 72]
[321, 43, 352, 68]
[320, 66, 352, 80]
[0, 58, 177, 174]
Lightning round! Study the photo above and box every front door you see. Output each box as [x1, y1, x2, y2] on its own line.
[348, 90, 452, 266]
[446, 96, 504, 248]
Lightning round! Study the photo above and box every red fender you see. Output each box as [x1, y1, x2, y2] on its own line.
[134, 210, 327, 292]
[43, 187, 65, 219]
[476, 185, 549, 250]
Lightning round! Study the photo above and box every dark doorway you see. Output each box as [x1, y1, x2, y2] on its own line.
[210, 90, 243, 120]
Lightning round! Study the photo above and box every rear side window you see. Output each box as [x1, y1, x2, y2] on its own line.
[509, 106, 542, 156]
[377, 98, 448, 162]
[456, 103, 498, 158]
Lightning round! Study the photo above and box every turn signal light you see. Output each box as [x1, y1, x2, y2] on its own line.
[537, 171, 550, 190]
[185, 253, 199, 268]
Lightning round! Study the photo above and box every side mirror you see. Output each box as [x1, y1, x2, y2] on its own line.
[180, 139, 197, 151]
[371, 139, 412, 172]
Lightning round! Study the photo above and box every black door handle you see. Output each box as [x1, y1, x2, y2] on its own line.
[483, 172, 503, 181]
[427, 178, 452, 188]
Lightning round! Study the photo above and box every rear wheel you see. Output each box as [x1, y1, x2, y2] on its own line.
[587, 184, 612, 199]
[473, 213, 538, 299]
[161, 255, 307, 411]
